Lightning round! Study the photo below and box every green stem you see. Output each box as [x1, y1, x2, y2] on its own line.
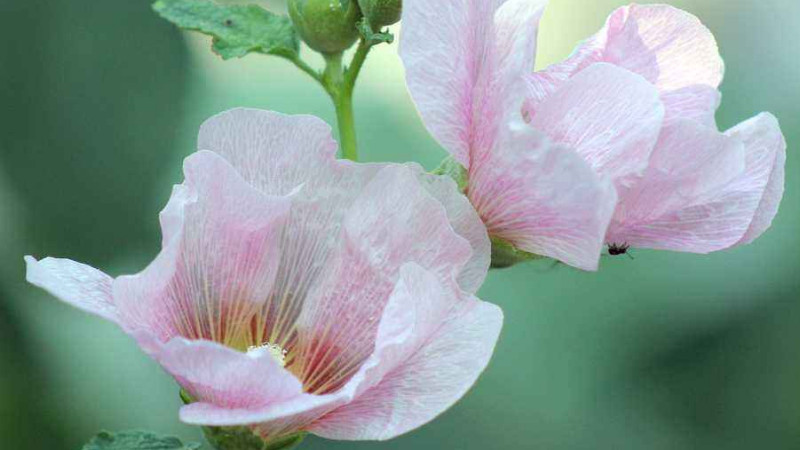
[318, 41, 373, 162]
[333, 87, 358, 161]
[322, 52, 357, 161]
[288, 55, 323, 84]
[335, 42, 370, 160]
[344, 40, 371, 88]
[323, 52, 345, 88]
[282, 41, 376, 161]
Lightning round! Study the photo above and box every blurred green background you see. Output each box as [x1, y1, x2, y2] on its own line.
[1, 0, 798, 448]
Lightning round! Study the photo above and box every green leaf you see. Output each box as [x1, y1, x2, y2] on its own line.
[152, 0, 300, 60]
[83, 430, 201, 450]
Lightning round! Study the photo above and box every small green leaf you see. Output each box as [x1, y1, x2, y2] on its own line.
[83, 430, 201, 450]
[153, 0, 300, 60]
[357, 18, 394, 46]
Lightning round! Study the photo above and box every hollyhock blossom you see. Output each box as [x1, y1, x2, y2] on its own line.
[526, 4, 786, 253]
[26, 109, 501, 443]
[400, 1, 785, 268]
[401, 0, 620, 271]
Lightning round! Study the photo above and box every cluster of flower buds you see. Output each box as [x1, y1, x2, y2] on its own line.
[288, 0, 401, 54]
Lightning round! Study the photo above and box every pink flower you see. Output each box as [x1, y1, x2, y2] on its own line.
[26, 109, 501, 442]
[400, 1, 785, 268]
[528, 4, 787, 253]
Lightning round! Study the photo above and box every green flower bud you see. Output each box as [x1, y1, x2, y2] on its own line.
[288, 0, 362, 54]
[358, 0, 402, 28]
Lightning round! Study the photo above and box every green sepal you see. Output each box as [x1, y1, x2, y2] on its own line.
[490, 237, 543, 269]
[202, 425, 305, 450]
[179, 389, 194, 405]
[357, 0, 402, 28]
[152, 0, 300, 60]
[181, 390, 305, 450]
[357, 18, 394, 46]
[432, 156, 469, 192]
[82, 430, 201, 450]
[263, 433, 305, 450]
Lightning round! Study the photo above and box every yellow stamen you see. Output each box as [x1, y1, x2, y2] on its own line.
[247, 342, 288, 368]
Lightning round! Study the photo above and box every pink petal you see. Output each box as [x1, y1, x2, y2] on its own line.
[199, 108, 488, 290]
[727, 113, 787, 246]
[527, 5, 723, 124]
[607, 114, 786, 252]
[341, 165, 474, 290]
[417, 171, 491, 294]
[293, 166, 474, 394]
[136, 333, 341, 439]
[197, 108, 341, 196]
[661, 85, 721, 128]
[469, 124, 617, 271]
[541, 4, 723, 92]
[530, 63, 664, 188]
[159, 184, 193, 248]
[113, 151, 290, 344]
[25, 256, 117, 322]
[400, 0, 547, 168]
[607, 120, 746, 251]
[180, 392, 343, 442]
[147, 336, 304, 413]
[310, 264, 503, 440]
[197, 109, 384, 347]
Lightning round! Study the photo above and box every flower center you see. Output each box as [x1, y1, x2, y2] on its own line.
[247, 342, 288, 368]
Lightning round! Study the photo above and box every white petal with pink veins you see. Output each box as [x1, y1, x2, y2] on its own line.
[417, 171, 491, 293]
[526, 5, 723, 125]
[536, 4, 723, 92]
[310, 264, 503, 440]
[530, 63, 664, 189]
[400, 0, 547, 167]
[469, 123, 618, 271]
[607, 120, 746, 251]
[607, 113, 786, 252]
[113, 150, 290, 344]
[25, 256, 117, 322]
[293, 166, 474, 395]
[727, 113, 787, 246]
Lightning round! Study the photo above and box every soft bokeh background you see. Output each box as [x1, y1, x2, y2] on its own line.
[1, 0, 798, 448]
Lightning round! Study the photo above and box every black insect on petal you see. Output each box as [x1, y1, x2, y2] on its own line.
[607, 243, 631, 256]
